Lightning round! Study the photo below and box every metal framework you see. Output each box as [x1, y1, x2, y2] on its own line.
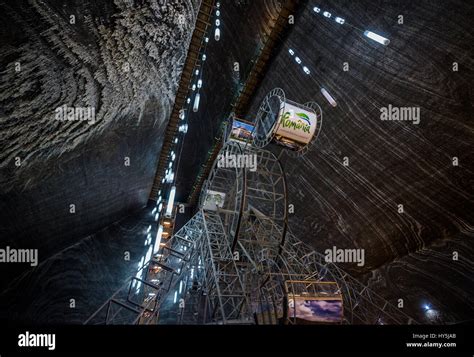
[87, 126, 417, 326]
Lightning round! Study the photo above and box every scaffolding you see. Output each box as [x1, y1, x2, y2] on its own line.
[86, 139, 416, 325]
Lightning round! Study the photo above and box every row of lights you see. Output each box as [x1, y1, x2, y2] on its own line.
[288, 48, 311, 75]
[287, 47, 337, 107]
[168, 4, 220, 299]
[313, 5, 390, 46]
[133, 3, 223, 295]
[313, 6, 345, 25]
[286, 5, 392, 107]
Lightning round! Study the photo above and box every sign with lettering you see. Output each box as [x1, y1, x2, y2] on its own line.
[274, 103, 317, 149]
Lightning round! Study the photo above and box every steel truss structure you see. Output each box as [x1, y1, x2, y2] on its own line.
[86, 136, 417, 326]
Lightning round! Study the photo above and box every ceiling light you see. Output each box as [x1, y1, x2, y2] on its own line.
[364, 31, 390, 46]
[321, 87, 337, 107]
[193, 93, 200, 112]
[154, 225, 163, 253]
[165, 186, 176, 217]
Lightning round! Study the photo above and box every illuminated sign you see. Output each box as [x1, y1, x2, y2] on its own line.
[274, 103, 317, 148]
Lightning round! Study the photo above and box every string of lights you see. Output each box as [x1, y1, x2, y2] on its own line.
[285, 5, 391, 108]
[134, 1, 223, 292]
[312, 5, 390, 45]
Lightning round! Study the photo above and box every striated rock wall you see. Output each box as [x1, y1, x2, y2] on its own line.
[246, 0, 474, 322]
[0, 0, 199, 260]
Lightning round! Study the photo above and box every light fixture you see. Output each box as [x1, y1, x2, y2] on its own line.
[195, 69, 199, 75]
[145, 245, 152, 264]
[216, 10, 220, 16]
[202, 54, 207, 61]
[313, 7, 321, 13]
[165, 186, 176, 217]
[214, 27, 220, 41]
[335, 17, 345, 25]
[364, 31, 390, 46]
[323, 11, 331, 18]
[321, 87, 337, 107]
[295, 57, 302, 64]
[152, 207, 157, 215]
[173, 291, 178, 304]
[192, 84, 196, 91]
[193, 93, 201, 112]
[179, 110, 185, 120]
[215, 19, 220, 26]
[154, 212, 159, 221]
[174, 138, 178, 144]
[197, 79, 202, 88]
[153, 225, 163, 253]
[179, 124, 188, 133]
[205, 37, 209, 43]
[216, 2, 220, 8]
[288, 48, 295, 56]
[186, 97, 191, 104]
[303, 66, 310, 75]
